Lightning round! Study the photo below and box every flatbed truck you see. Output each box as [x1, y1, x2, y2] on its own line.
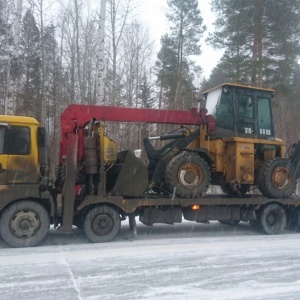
[1, 83, 300, 247]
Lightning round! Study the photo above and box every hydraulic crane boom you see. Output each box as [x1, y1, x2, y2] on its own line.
[59, 104, 216, 163]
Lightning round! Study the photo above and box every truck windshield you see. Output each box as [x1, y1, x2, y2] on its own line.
[0, 126, 30, 155]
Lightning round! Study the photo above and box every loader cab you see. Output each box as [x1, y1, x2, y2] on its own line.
[204, 83, 275, 139]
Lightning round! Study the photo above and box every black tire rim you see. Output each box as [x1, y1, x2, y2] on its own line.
[92, 213, 114, 236]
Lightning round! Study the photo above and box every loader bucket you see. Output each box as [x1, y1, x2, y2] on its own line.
[109, 150, 148, 197]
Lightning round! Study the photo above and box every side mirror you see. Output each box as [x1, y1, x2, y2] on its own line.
[37, 127, 48, 166]
[38, 127, 46, 147]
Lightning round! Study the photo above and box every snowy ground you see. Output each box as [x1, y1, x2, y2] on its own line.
[1, 220, 300, 300]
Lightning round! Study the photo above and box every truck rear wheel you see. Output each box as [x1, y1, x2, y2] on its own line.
[165, 152, 210, 198]
[0, 201, 50, 247]
[260, 204, 286, 235]
[83, 206, 121, 243]
[257, 158, 296, 199]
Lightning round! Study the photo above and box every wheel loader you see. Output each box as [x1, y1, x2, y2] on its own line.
[59, 83, 299, 200]
[142, 83, 298, 199]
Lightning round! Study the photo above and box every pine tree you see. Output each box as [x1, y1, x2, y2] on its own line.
[155, 34, 177, 109]
[208, 0, 300, 89]
[17, 9, 41, 119]
[165, 0, 206, 108]
[138, 73, 155, 109]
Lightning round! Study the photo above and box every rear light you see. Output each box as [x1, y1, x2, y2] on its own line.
[192, 205, 200, 210]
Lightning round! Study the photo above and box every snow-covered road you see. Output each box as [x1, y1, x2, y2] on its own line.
[0, 221, 300, 300]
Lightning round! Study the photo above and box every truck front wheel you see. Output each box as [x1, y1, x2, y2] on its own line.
[83, 206, 121, 243]
[260, 204, 286, 235]
[0, 201, 50, 247]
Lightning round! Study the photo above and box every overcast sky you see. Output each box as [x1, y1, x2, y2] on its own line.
[139, 0, 223, 78]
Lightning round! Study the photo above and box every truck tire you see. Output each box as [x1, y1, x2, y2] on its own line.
[0, 201, 50, 247]
[83, 205, 121, 243]
[260, 204, 286, 235]
[257, 158, 296, 199]
[165, 152, 210, 198]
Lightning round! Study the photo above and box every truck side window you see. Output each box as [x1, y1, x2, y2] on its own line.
[3, 126, 30, 155]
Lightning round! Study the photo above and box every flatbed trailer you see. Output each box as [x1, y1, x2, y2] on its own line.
[75, 193, 300, 241]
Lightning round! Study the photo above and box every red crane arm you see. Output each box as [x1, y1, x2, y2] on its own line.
[59, 104, 216, 162]
[61, 104, 206, 134]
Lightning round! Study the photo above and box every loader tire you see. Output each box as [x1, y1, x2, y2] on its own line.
[257, 158, 296, 199]
[0, 201, 50, 248]
[165, 152, 210, 198]
[84, 205, 121, 243]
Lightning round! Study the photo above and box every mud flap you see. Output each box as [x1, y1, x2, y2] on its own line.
[109, 150, 148, 197]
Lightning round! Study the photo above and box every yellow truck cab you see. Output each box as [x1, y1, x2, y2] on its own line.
[0, 115, 52, 219]
[0, 115, 41, 185]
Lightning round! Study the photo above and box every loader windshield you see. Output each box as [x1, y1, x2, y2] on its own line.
[206, 87, 234, 131]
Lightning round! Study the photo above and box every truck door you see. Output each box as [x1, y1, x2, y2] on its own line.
[0, 125, 8, 185]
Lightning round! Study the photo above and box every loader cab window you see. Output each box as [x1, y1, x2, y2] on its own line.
[238, 95, 254, 118]
[1, 126, 30, 155]
[258, 97, 273, 136]
[238, 94, 254, 134]
[207, 88, 234, 131]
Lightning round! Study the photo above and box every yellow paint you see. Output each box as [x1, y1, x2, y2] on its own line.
[99, 123, 117, 164]
[0, 116, 40, 184]
[187, 124, 286, 186]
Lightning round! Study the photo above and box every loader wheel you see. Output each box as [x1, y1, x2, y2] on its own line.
[84, 206, 121, 243]
[0, 201, 50, 247]
[257, 158, 296, 199]
[165, 152, 211, 198]
[260, 204, 286, 235]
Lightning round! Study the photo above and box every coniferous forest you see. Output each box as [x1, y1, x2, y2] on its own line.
[1, 0, 300, 168]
